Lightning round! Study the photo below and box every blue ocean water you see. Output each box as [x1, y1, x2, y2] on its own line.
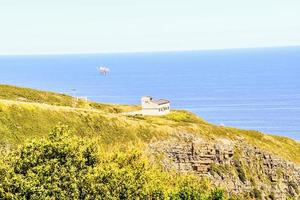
[0, 47, 300, 140]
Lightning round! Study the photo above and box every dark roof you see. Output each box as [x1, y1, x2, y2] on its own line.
[151, 99, 170, 105]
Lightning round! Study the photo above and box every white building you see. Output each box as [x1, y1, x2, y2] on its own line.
[140, 96, 170, 115]
[123, 96, 171, 116]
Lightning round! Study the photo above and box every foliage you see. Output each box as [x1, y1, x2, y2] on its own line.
[208, 188, 224, 200]
[250, 188, 262, 200]
[210, 164, 229, 177]
[162, 110, 207, 124]
[0, 84, 77, 107]
[0, 84, 138, 112]
[0, 125, 225, 200]
[234, 160, 247, 184]
[0, 84, 299, 164]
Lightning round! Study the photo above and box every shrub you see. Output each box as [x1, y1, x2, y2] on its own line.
[208, 188, 224, 200]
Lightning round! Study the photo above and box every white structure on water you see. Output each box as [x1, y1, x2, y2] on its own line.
[97, 66, 110, 75]
[141, 96, 170, 115]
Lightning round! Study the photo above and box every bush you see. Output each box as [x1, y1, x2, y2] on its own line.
[170, 179, 206, 200]
[208, 188, 224, 200]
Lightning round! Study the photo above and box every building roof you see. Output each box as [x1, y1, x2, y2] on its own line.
[151, 99, 170, 105]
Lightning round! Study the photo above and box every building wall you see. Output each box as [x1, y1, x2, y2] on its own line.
[141, 103, 170, 115]
[123, 100, 170, 116]
[140, 96, 170, 116]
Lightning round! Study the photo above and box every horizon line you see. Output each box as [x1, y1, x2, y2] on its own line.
[1, 45, 300, 57]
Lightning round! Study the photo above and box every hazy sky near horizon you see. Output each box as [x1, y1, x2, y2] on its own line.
[0, 0, 300, 55]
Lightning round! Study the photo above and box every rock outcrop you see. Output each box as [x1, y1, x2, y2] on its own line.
[150, 132, 300, 199]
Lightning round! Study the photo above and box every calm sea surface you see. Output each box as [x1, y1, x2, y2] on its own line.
[0, 47, 300, 140]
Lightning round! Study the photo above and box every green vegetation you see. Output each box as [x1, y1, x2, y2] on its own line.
[0, 84, 300, 199]
[0, 84, 138, 113]
[210, 164, 231, 178]
[162, 110, 208, 124]
[0, 84, 299, 164]
[0, 84, 76, 106]
[234, 160, 247, 184]
[0, 125, 225, 199]
[250, 188, 262, 200]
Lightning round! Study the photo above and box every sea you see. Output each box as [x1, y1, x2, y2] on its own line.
[0, 47, 300, 140]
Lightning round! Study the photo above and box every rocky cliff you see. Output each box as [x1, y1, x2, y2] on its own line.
[150, 132, 300, 199]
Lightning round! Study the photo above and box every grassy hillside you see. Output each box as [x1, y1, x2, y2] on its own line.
[0, 84, 299, 164]
[0, 84, 139, 113]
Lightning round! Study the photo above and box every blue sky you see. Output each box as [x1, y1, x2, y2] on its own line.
[0, 0, 300, 55]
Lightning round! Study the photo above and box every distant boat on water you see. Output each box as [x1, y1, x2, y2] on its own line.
[97, 66, 110, 75]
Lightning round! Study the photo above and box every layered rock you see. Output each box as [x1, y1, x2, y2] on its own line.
[150, 132, 300, 199]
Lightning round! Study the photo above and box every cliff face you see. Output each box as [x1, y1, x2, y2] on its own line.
[150, 132, 300, 199]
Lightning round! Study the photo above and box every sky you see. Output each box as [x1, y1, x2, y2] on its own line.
[0, 0, 300, 55]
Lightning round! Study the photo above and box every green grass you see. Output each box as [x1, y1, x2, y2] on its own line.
[0, 84, 139, 113]
[0, 84, 76, 106]
[0, 84, 299, 164]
